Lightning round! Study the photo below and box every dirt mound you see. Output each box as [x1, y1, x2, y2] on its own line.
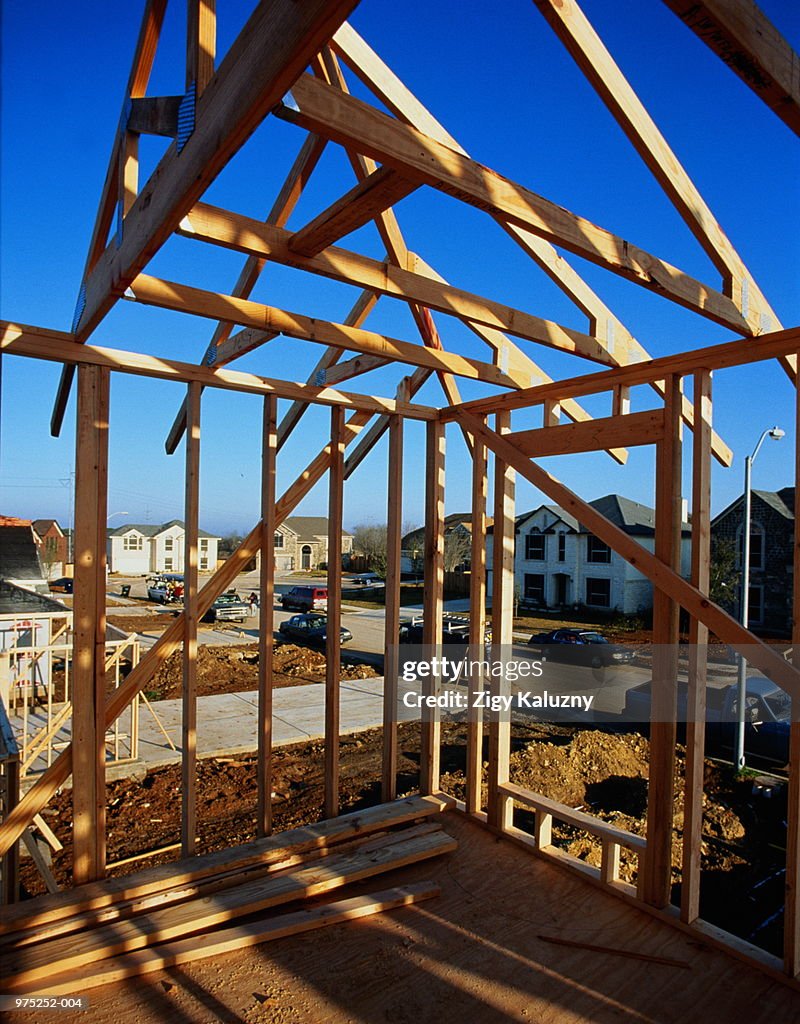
[509, 730, 650, 808]
[147, 643, 375, 700]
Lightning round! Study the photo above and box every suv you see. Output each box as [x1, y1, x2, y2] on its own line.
[280, 585, 328, 613]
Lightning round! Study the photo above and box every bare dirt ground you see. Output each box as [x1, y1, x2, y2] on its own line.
[20, 721, 786, 956]
[144, 642, 375, 700]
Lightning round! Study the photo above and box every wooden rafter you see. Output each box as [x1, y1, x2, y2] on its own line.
[180, 202, 625, 366]
[534, 0, 783, 340]
[124, 274, 526, 388]
[330, 22, 735, 465]
[278, 73, 753, 335]
[663, 0, 800, 137]
[1, 322, 438, 421]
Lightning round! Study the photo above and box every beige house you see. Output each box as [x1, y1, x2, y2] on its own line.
[273, 517, 353, 572]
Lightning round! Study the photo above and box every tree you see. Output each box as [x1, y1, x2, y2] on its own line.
[443, 527, 472, 572]
[710, 537, 739, 613]
[351, 524, 389, 577]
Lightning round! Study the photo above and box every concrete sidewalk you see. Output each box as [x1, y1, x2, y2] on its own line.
[119, 676, 422, 778]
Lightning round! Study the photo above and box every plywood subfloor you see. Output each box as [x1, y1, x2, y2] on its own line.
[6, 811, 798, 1023]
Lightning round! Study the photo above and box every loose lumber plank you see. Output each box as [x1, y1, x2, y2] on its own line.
[331, 22, 734, 463]
[289, 165, 420, 257]
[536, 932, 690, 968]
[181, 202, 620, 365]
[441, 325, 800, 420]
[3, 823, 445, 952]
[71, 364, 109, 884]
[125, 273, 526, 389]
[0, 796, 447, 938]
[534, 0, 781, 337]
[454, 410, 800, 699]
[664, 0, 800, 137]
[1, 829, 457, 989]
[506, 409, 664, 457]
[14, 883, 441, 997]
[75, 0, 360, 341]
[279, 74, 752, 334]
[1, 321, 438, 421]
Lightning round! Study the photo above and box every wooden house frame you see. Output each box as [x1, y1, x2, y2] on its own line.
[1, 0, 799, 991]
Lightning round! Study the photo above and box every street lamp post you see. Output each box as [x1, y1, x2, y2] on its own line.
[735, 426, 784, 769]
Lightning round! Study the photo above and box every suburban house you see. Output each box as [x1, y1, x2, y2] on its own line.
[273, 517, 354, 572]
[107, 520, 220, 574]
[0, 517, 48, 595]
[31, 519, 67, 579]
[487, 495, 691, 615]
[401, 513, 485, 573]
[711, 487, 794, 635]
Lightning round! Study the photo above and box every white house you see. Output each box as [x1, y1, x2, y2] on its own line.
[107, 520, 220, 574]
[487, 495, 690, 615]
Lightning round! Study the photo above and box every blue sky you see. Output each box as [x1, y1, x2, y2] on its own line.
[1, 0, 799, 537]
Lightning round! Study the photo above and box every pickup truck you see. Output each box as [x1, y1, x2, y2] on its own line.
[201, 591, 250, 624]
[623, 676, 791, 768]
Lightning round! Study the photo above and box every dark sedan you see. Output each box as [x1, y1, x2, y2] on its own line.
[49, 577, 74, 594]
[279, 613, 352, 646]
[527, 628, 634, 667]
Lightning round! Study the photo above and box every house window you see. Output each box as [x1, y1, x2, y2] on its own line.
[525, 530, 546, 560]
[558, 533, 566, 562]
[585, 577, 611, 607]
[200, 557, 209, 571]
[274, 533, 284, 549]
[524, 573, 546, 604]
[587, 535, 611, 563]
[165, 537, 174, 551]
[199, 539, 209, 552]
[123, 534, 142, 551]
[737, 523, 764, 570]
[164, 558, 174, 571]
[747, 585, 764, 626]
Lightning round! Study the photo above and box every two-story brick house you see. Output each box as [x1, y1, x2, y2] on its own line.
[31, 519, 67, 579]
[710, 487, 793, 635]
[488, 494, 690, 615]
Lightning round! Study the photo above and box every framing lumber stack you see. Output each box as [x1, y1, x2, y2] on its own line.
[0, 797, 452, 994]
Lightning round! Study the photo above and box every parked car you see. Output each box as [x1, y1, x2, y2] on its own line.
[279, 613, 352, 646]
[624, 676, 790, 768]
[49, 577, 74, 594]
[399, 615, 491, 647]
[348, 573, 383, 587]
[201, 591, 250, 624]
[527, 628, 634, 667]
[147, 574, 184, 603]
[280, 585, 328, 612]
